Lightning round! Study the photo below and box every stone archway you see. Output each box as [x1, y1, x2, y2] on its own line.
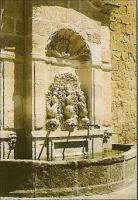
[46, 28, 92, 61]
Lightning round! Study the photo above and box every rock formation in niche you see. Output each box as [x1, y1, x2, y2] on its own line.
[46, 72, 90, 132]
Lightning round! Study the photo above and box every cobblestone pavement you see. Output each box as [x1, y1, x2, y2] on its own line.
[0, 182, 137, 200]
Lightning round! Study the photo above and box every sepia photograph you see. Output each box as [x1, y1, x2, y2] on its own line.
[0, 0, 137, 199]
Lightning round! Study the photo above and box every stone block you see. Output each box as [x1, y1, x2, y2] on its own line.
[121, 34, 130, 43]
[0, 161, 34, 193]
[126, 24, 135, 35]
[4, 0, 23, 19]
[15, 37, 25, 56]
[110, 22, 120, 31]
[32, 35, 46, 53]
[125, 158, 136, 179]
[109, 162, 124, 182]
[89, 43, 101, 66]
[101, 26, 110, 64]
[25, 19, 32, 35]
[121, 15, 130, 25]
[87, 33, 101, 44]
[119, 5, 127, 14]
[110, 13, 121, 23]
[121, 24, 126, 33]
[2, 17, 15, 34]
[111, 41, 124, 51]
[32, 20, 51, 36]
[127, 6, 135, 16]
[112, 51, 121, 61]
[16, 20, 24, 35]
[77, 161, 108, 187]
[25, 36, 32, 54]
[35, 162, 77, 188]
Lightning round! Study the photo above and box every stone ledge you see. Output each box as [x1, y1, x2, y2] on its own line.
[31, 129, 109, 138]
[0, 131, 15, 139]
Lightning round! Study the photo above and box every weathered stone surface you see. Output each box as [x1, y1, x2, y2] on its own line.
[16, 20, 24, 35]
[110, 0, 136, 143]
[0, 161, 34, 193]
[110, 162, 124, 182]
[0, 148, 136, 196]
[125, 158, 136, 179]
[4, 0, 23, 19]
[35, 161, 77, 188]
[2, 17, 15, 34]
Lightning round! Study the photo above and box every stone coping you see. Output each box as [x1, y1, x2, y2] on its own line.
[0, 147, 136, 197]
[0, 146, 136, 164]
[0, 128, 111, 139]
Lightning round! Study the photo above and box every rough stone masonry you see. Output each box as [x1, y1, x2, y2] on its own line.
[109, 0, 136, 144]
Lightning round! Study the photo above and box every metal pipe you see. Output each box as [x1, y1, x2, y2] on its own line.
[92, 138, 94, 159]
[37, 131, 50, 160]
[50, 140, 53, 161]
[0, 60, 1, 131]
[33, 62, 36, 130]
[93, 70, 96, 125]
[7, 149, 11, 159]
[2, 62, 4, 128]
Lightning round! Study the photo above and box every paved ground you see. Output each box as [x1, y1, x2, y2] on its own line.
[80, 181, 137, 199]
[0, 182, 137, 200]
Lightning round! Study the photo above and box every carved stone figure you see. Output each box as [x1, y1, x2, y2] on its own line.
[8, 132, 17, 150]
[46, 72, 89, 131]
[64, 117, 77, 132]
[64, 105, 75, 118]
[46, 95, 59, 118]
[46, 118, 59, 131]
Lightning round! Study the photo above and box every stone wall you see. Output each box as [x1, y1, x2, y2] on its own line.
[30, 0, 136, 144]
[0, 0, 136, 158]
[0, 1, 24, 130]
[30, 0, 112, 131]
[109, 0, 136, 143]
[0, 147, 136, 197]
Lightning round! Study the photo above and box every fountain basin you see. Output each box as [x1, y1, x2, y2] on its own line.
[0, 147, 136, 197]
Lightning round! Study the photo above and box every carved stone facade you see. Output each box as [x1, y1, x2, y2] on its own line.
[0, 0, 136, 159]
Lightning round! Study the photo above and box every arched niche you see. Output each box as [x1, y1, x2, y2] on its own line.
[45, 28, 93, 123]
[46, 28, 91, 61]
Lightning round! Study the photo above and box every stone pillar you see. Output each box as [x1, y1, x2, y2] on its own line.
[0, 0, 26, 158]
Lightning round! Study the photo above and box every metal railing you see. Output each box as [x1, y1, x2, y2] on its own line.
[34, 124, 112, 161]
[0, 132, 17, 159]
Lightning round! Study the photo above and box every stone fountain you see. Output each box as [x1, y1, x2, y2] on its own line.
[31, 24, 112, 161]
[32, 72, 112, 161]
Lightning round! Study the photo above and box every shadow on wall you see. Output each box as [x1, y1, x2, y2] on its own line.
[32, 0, 110, 26]
[0, 0, 32, 159]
